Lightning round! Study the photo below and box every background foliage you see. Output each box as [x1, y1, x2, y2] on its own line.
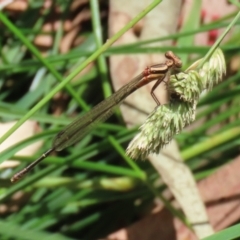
[0, 1, 240, 239]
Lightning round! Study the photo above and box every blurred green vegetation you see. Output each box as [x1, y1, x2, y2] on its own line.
[0, 0, 240, 239]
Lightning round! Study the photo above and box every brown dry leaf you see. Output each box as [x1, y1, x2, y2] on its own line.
[34, 34, 53, 48]
[3, 0, 28, 11]
[230, 55, 240, 73]
[60, 9, 91, 53]
[60, 26, 82, 53]
[108, 155, 240, 240]
[33, 1, 93, 53]
[70, 0, 89, 12]
[199, 156, 240, 231]
[150, 143, 214, 238]
[0, 120, 43, 169]
[108, 208, 197, 240]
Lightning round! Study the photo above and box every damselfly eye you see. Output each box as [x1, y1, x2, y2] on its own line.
[165, 51, 173, 58]
[175, 60, 182, 68]
[165, 51, 182, 68]
[166, 60, 174, 67]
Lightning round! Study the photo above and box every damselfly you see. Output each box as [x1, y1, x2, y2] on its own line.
[11, 51, 182, 182]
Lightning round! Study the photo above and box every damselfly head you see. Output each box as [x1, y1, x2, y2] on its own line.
[165, 59, 174, 68]
[165, 51, 182, 69]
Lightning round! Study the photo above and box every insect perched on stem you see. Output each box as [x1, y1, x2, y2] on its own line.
[11, 51, 182, 183]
